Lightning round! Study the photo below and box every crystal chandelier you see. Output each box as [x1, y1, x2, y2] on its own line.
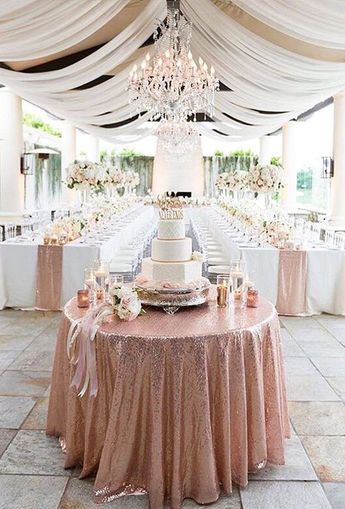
[128, 3, 219, 122]
[155, 119, 200, 155]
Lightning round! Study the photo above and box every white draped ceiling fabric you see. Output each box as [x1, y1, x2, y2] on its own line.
[0, 0, 345, 142]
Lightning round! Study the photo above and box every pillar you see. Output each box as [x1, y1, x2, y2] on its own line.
[87, 135, 100, 163]
[0, 90, 24, 215]
[61, 121, 77, 206]
[330, 91, 345, 225]
[259, 135, 273, 165]
[281, 120, 301, 211]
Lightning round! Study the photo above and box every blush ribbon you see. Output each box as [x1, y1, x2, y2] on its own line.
[67, 303, 113, 398]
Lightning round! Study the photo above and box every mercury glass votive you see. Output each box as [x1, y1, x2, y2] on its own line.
[247, 288, 259, 308]
[77, 289, 89, 308]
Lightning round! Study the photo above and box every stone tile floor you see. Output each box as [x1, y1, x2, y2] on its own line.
[0, 310, 344, 508]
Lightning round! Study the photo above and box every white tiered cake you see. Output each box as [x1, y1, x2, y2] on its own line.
[141, 209, 202, 284]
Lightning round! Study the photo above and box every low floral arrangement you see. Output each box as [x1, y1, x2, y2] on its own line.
[109, 285, 144, 321]
[44, 196, 139, 242]
[260, 219, 292, 246]
[248, 164, 283, 193]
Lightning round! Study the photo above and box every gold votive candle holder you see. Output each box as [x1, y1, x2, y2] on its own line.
[77, 289, 89, 308]
[43, 235, 50, 245]
[216, 275, 233, 308]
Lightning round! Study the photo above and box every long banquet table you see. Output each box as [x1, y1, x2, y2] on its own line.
[47, 291, 289, 508]
[0, 206, 154, 310]
[199, 208, 345, 316]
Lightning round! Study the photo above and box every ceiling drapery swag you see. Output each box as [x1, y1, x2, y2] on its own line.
[0, 0, 344, 141]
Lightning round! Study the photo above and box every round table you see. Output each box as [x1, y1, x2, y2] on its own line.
[47, 293, 289, 509]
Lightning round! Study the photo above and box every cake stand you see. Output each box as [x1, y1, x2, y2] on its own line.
[136, 278, 211, 315]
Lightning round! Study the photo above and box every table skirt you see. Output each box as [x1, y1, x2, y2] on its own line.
[47, 298, 289, 509]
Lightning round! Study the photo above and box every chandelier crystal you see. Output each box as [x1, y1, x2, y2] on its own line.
[128, 7, 219, 122]
[155, 120, 200, 155]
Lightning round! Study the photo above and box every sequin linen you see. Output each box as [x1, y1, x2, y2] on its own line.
[276, 249, 307, 316]
[46, 293, 290, 509]
[35, 244, 63, 311]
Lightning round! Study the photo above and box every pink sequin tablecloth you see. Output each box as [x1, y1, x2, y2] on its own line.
[47, 294, 289, 508]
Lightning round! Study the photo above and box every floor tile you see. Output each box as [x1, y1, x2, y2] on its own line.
[22, 397, 49, 430]
[290, 328, 338, 342]
[0, 370, 51, 396]
[281, 329, 305, 357]
[0, 429, 16, 457]
[284, 357, 318, 376]
[1, 320, 50, 337]
[249, 436, 316, 481]
[0, 396, 36, 428]
[287, 374, 339, 401]
[280, 316, 322, 330]
[0, 335, 34, 351]
[240, 481, 331, 509]
[0, 474, 68, 509]
[0, 430, 69, 476]
[60, 477, 147, 508]
[8, 350, 54, 371]
[289, 401, 345, 435]
[26, 329, 58, 351]
[0, 350, 20, 370]
[323, 483, 345, 509]
[302, 436, 345, 482]
[311, 357, 345, 377]
[182, 490, 241, 508]
[297, 339, 345, 358]
[326, 377, 345, 401]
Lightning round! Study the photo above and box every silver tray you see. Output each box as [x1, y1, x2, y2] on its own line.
[137, 279, 211, 315]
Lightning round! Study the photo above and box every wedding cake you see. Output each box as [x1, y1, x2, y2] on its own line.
[141, 208, 202, 284]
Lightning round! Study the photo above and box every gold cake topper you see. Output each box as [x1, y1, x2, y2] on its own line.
[159, 208, 184, 220]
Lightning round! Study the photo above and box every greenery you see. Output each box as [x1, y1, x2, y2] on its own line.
[23, 113, 61, 138]
[270, 156, 282, 166]
[214, 149, 224, 156]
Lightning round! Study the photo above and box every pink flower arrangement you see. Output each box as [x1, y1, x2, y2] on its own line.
[109, 285, 144, 321]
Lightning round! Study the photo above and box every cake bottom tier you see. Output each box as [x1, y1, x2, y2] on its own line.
[142, 258, 202, 284]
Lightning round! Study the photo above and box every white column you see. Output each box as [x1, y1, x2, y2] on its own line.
[0, 90, 24, 215]
[61, 121, 77, 206]
[259, 135, 273, 165]
[86, 135, 100, 163]
[281, 121, 301, 211]
[330, 91, 345, 225]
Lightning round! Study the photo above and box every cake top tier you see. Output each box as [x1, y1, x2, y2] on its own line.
[157, 217, 185, 240]
[159, 208, 184, 220]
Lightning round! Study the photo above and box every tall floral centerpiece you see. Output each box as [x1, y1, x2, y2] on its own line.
[215, 170, 248, 200]
[123, 170, 140, 195]
[248, 164, 283, 207]
[105, 166, 124, 197]
[65, 160, 107, 204]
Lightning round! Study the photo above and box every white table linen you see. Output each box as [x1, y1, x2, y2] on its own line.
[0, 206, 154, 310]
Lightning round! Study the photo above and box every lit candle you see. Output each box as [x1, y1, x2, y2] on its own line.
[247, 288, 259, 308]
[77, 289, 89, 308]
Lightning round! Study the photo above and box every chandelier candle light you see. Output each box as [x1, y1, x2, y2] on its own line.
[128, 1, 219, 154]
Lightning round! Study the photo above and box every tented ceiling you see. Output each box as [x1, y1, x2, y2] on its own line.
[0, 0, 344, 142]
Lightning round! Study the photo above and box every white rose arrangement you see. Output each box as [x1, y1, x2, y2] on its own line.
[248, 164, 283, 193]
[65, 160, 108, 190]
[106, 167, 124, 188]
[109, 285, 144, 321]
